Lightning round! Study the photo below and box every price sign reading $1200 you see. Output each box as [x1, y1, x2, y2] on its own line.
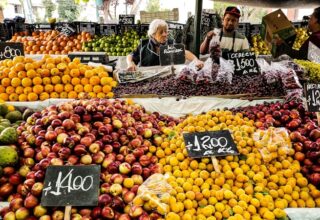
[305, 84, 320, 112]
[41, 165, 100, 207]
[183, 130, 239, 158]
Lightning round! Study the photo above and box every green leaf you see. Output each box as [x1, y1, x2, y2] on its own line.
[228, 209, 234, 216]
[239, 154, 247, 160]
[168, 131, 176, 140]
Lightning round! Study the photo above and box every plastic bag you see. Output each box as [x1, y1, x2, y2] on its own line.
[177, 60, 197, 83]
[280, 68, 302, 90]
[262, 62, 282, 84]
[132, 174, 172, 215]
[253, 127, 292, 163]
[209, 28, 222, 64]
[285, 89, 304, 103]
[215, 58, 234, 84]
[196, 58, 214, 84]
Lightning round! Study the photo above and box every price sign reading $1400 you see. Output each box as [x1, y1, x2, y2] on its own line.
[0, 43, 24, 60]
[183, 130, 239, 158]
[305, 83, 320, 112]
[41, 165, 100, 207]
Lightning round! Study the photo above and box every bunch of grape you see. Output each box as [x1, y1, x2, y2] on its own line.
[294, 59, 320, 82]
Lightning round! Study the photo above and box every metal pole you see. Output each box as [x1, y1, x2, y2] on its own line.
[194, 0, 202, 57]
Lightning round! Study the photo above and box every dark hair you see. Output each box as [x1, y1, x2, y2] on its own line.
[314, 7, 320, 24]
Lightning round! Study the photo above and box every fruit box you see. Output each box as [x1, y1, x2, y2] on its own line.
[261, 9, 296, 56]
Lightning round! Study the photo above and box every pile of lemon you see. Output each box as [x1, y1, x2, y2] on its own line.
[0, 56, 117, 101]
[150, 110, 319, 220]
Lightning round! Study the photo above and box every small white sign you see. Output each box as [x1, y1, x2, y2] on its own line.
[285, 208, 320, 220]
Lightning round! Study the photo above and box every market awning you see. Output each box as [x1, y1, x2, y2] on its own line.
[214, 0, 320, 8]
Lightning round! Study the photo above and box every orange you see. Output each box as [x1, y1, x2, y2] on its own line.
[60, 92, 68, 98]
[81, 78, 89, 85]
[57, 63, 67, 71]
[89, 76, 100, 85]
[15, 86, 24, 95]
[51, 68, 60, 75]
[88, 92, 96, 98]
[46, 63, 55, 70]
[70, 69, 80, 77]
[45, 57, 55, 64]
[18, 94, 28, 101]
[24, 87, 33, 95]
[27, 69, 37, 78]
[74, 84, 83, 93]
[8, 71, 17, 79]
[0, 86, 5, 93]
[17, 71, 27, 78]
[41, 69, 50, 77]
[50, 92, 59, 98]
[27, 92, 38, 101]
[11, 78, 21, 87]
[42, 77, 51, 85]
[25, 63, 34, 71]
[9, 93, 18, 101]
[97, 92, 105, 98]
[32, 77, 42, 85]
[68, 62, 77, 69]
[71, 78, 80, 86]
[6, 60, 14, 68]
[33, 85, 44, 94]
[68, 91, 78, 99]
[72, 58, 81, 64]
[21, 78, 32, 87]
[5, 86, 15, 94]
[44, 84, 54, 93]
[100, 76, 113, 85]
[106, 92, 114, 98]
[0, 67, 10, 78]
[79, 67, 87, 75]
[62, 75, 71, 84]
[98, 71, 108, 78]
[64, 84, 73, 92]
[84, 70, 94, 78]
[84, 84, 93, 93]
[12, 56, 24, 64]
[110, 81, 117, 87]
[0, 93, 8, 101]
[51, 76, 61, 84]
[102, 85, 111, 93]
[39, 92, 50, 101]
[54, 84, 64, 93]
[93, 85, 102, 93]
[14, 63, 25, 72]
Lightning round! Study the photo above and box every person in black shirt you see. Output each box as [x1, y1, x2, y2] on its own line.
[127, 19, 203, 71]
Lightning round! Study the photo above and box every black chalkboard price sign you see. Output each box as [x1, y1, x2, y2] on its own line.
[159, 43, 185, 66]
[119, 15, 135, 25]
[201, 12, 212, 28]
[183, 130, 239, 158]
[304, 84, 320, 112]
[0, 42, 24, 60]
[227, 52, 260, 76]
[56, 23, 76, 37]
[41, 165, 100, 207]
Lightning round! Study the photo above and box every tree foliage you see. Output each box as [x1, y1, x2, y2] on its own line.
[57, 0, 80, 21]
[43, 0, 56, 19]
[145, 0, 160, 12]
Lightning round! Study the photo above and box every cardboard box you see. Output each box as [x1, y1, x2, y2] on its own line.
[261, 9, 296, 56]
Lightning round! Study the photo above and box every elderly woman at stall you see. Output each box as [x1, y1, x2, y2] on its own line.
[126, 19, 204, 71]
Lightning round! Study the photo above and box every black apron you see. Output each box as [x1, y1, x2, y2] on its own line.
[220, 31, 236, 59]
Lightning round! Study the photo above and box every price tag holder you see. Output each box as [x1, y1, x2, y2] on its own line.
[227, 52, 260, 76]
[0, 42, 24, 60]
[68, 52, 109, 64]
[119, 15, 135, 25]
[56, 24, 76, 37]
[308, 41, 320, 63]
[41, 165, 100, 207]
[159, 43, 185, 66]
[304, 83, 320, 112]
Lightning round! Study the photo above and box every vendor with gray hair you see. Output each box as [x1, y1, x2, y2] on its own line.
[127, 19, 203, 71]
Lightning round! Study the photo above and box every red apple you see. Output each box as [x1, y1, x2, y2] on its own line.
[9, 173, 22, 185]
[52, 210, 64, 220]
[33, 205, 47, 217]
[123, 191, 135, 204]
[98, 193, 112, 206]
[15, 207, 30, 220]
[119, 162, 131, 174]
[80, 155, 92, 165]
[31, 182, 44, 196]
[9, 197, 23, 211]
[24, 194, 39, 208]
[4, 211, 16, 220]
[129, 206, 143, 218]
[101, 207, 114, 219]
[110, 184, 123, 196]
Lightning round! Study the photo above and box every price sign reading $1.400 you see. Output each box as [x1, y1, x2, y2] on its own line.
[41, 165, 100, 207]
[305, 83, 320, 112]
[183, 130, 239, 158]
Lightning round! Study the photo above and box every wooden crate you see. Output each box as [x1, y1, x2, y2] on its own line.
[140, 8, 179, 24]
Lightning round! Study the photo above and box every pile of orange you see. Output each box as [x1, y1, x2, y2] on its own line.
[0, 55, 117, 101]
[9, 30, 92, 55]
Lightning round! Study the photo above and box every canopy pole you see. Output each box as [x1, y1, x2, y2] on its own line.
[194, 0, 203, 57]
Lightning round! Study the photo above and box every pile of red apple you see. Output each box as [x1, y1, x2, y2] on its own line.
[0, 99, 179, 220]
[233, 100, 320, 187]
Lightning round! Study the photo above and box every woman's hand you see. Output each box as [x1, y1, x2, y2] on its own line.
[127, 62, 137, 71]
[194, 59, 204, 69]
